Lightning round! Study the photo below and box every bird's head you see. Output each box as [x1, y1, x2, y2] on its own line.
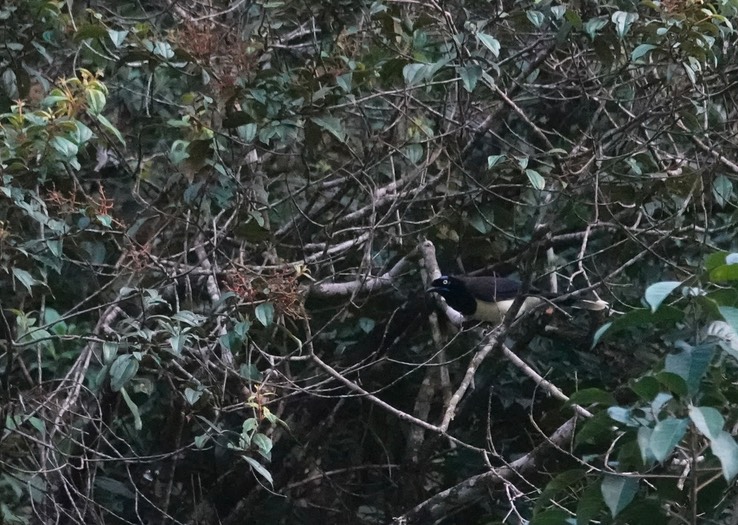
[427, 275, 476, 315]
[427, 276, 465, 298]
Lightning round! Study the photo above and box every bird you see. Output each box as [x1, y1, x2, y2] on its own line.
[426, 275, 545, 325]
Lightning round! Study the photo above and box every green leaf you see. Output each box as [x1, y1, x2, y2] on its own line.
[568, 388, 616, 406]
[644, 281, 681, 312]
[459, 64, 482, 92]
[530, 509, 569, 525]
[706, 252, 728, 271]
[237, 122, 258, 142]
[584, 16, 608, 39]
[242, 455, 273, 485]
[73, 122, 94, 144]
[487, 154, 506, 169]
[108, 29, 128, 47]
[607, 406, 635, 426]
[476, 32, 500, 57]
[711, 431, 738, 481]
[120, 387, 142, 431]
[403, 63, 426, 86]
[525, 169, 545, 190]
[94, 213, 110, 229]
[50, 136, 78, 158]
[336, 72, 352, 93]
[719, 306, 738, 337]
[664, 343, 713, 394]
[239, 364, 262, 381]
[604, 307, 683, 339]
[26, 416, 45, 435]
[242, 417, 258, 434]
[683, 61, 697, 85]
[541, 469, 587, 495]
[169, 331, 186, 354]
[74, 23, 108, 42]
[612, 11, 638, 38]
[654, 371, 688, 397]
[552, 6, 568, 19]
[96, 114, 125, 144]
[358, 317, 375, 333]
[109, 354, 139, 392]
[252, 432, 273, 459]
[576, 482, 603, 525]
[707, 320, 738, 361]
[102, 342, 118, 364]
[631, 376, 660, 400]
[234, 217, 271, 242]
[468, 204, 494, 234]
[689, 405, 724, 440]
[170, 140, 190, 164]
[637, 426, 656, 464]
[576, 411, 618, 447]
[255, 302, 275, 327]
[650, 417, 687, 461]
[172, 310, 206, 326]
[152, 41, 174, 59]
[710, 264, 738, 282]
[631, 44, 657, 61]
[310, 115, 347, 143]
[95, 476, 135, 499]
[404, 144, 423, 164]
[184, 387, 203, 405]
[86, 88, 106, 115]
[601, 475, 638, 517]
[565, 9, 583, 29]
[12, 268, 39, 294]
[712, 174, 733, 207]
[591, 322, 612, 348]
[527, 10, 546, 28]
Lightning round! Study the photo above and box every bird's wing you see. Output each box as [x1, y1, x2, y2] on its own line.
[459, 276, 522, 302]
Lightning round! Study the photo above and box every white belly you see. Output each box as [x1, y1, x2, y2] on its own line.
[471, 297, 542, 324]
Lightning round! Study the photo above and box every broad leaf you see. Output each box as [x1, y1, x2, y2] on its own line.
[525, 169, 545, 190]
[664, 343, 713, 394]
[476, 32, 500, 56]
[576, 483, 603, 525]
[632, 44, 656, 61]
[711, 431, 738, 481]
[109, 354, 139, 392]
[637, 426, 655, 465]
[311, 115, 347, 143]
[707, 320, 738, 361]
[689, 405, 723, 440]
[568, 388, 616, 406]
[712, 174, 733, 207]
[644, 281, 681, 312]
[649, 417, 687, 462]
[530, 509, 568, 524]
[612, 11, 638, 38]
[459, 65, 482, 92]
[255, 302, 275, 327]
[12, 268, 39, 294]
[601, 475, 638, 517]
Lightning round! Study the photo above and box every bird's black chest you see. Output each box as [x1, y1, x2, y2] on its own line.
[442, 290, 478, 316]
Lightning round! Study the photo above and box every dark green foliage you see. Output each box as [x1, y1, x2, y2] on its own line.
[3, 0, 738, 524]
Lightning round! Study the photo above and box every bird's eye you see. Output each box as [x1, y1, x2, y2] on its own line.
[442, 279, 448, 285]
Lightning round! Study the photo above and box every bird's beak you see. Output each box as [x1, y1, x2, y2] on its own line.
[426, 286, 441, 294]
